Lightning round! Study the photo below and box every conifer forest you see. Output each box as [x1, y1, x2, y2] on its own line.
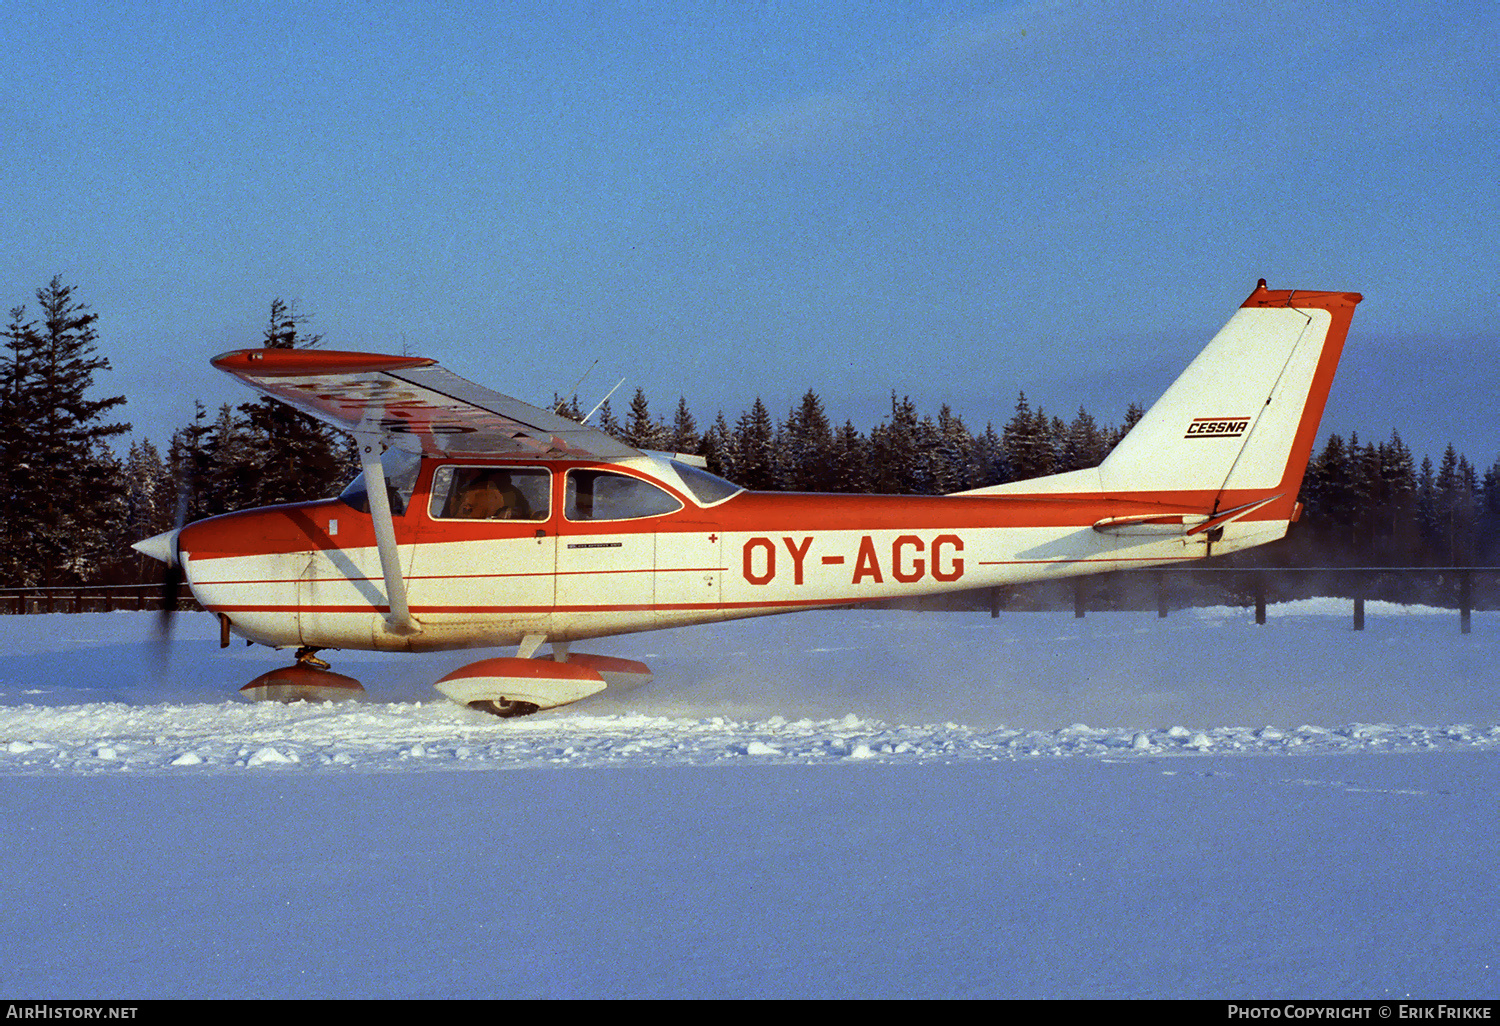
[4, 277, 1497, 603]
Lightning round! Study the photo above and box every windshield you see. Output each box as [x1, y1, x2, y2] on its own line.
[338, 449, 423, 516]
[669, 459, 743, 506]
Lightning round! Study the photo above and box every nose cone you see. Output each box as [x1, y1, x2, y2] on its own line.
[132, 528, 181, 567]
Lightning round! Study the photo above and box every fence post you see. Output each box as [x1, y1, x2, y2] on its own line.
[1353, 594, 1365, 631]
[1073, 578, 1085, 618]
[990, 587, 999, 619]
[1254, 573, 1267, 625]
[1156, 571, 1168, 618]
[1460, 570, 1472, 635]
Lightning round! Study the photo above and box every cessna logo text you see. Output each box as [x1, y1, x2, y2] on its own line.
[1185, 417, 1249, 439]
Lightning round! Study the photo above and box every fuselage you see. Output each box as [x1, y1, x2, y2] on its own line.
[175, 452, 1283, 654]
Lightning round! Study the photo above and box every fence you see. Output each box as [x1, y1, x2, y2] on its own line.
[989, 566, 1496, 634]
[0, 584, 203, 615]
[2, 568, 1494, 632]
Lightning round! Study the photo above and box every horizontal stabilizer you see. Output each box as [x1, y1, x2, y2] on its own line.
[1090, 496, 1280, 536]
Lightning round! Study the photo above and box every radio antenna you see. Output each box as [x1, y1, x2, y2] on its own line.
[551, 358, 600, 415]
[583, 378, 627, 423]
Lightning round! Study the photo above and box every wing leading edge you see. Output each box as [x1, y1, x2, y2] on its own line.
[212, 348, 642, 461]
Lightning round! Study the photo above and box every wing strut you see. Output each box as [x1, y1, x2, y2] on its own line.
[356, 434, 418, 635]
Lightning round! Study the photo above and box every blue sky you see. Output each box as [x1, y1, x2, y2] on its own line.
[4, 0, 1496, 468]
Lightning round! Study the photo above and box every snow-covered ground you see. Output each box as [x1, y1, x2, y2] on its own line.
[2, 602, 1497, 998]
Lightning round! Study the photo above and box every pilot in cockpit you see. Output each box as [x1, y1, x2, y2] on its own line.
[454, 471, 532, 520]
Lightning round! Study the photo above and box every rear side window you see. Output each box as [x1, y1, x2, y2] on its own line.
[566, 470, 682, 521]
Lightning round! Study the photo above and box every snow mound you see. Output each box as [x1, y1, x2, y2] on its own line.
[0, 604, 1495, 776]
[0, 699, 1495, 776]
[1193, 597, 1456, 618]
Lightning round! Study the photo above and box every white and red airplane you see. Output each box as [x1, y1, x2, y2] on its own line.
[135, 280, 1360, 715]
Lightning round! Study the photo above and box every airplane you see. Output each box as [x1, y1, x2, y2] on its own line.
[134, 280, 1361, 716]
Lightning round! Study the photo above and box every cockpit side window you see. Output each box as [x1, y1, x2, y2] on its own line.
[429, 465, 551, 521]
[338, 449, 423, 516]
[565, 469, 683, 521]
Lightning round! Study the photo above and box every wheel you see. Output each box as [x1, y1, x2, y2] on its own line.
[467, 698, 541, 718]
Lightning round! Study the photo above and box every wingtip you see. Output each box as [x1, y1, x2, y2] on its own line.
[211, 349, 437, 377]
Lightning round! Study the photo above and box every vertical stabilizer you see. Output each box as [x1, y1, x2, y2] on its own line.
[960, 281, 1361, 530]
[1098, 281, 1360, 518]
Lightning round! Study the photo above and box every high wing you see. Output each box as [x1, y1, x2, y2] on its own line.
[212, 348, 642, 460]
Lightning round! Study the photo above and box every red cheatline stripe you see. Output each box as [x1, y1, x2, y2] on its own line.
[193, 566, 725, 588]
[209, 596, 884, 615]
[975, 555, 1199, 566]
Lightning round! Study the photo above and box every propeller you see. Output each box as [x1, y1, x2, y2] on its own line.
[133, 469, 193, 642]
[131, 526, 184, 637]
[160, 552, 185, 636]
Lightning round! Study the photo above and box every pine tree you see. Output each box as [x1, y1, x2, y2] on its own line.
[551, 393, 584, 422]
[595, 398, 623, 440]
[929, 405, 975, 494]
[121, 439, 172, 579]
[166, 401, 213, 522]
[624, 388, 668, 451]
[1459, 455, 1480, 563]
[1434, 446, 1479, 565]
[703, 411, 736, 482]
[1345, 431, 1378, 558]
[1303, 433, 1358, 562]
[831, 420, 870, 493]
[1479, 457, 1500, 565]
[782, 390, 834, 492]
[869, 393, 923, 494]
[236, 299, 351, 509]
[206, 403, 259, 517]
[1376, 431, 1418, 564]
[0, 278, 130, 585]
[1109, 402, 1146, 452]
[0, 306, 38, 584]
[1059, 406, 1107, 473]
[976, 422, 1009, 487]
[909, 413, 942, 495]
[1002, 392, 1053, 482]
[669, 397, 700, 455]
[1415, 456, 1439, 564]
[733, 398, 776, 490]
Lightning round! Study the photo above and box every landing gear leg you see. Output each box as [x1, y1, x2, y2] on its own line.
[294, 646, 331, 670]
